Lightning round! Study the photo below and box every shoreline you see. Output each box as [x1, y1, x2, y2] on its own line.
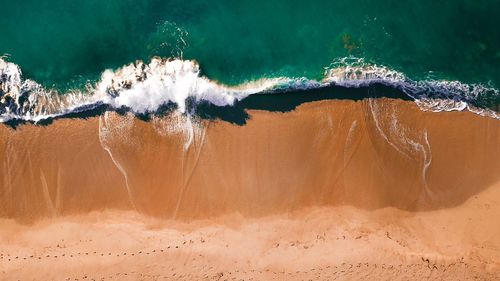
[0, 98, 499, 279]
[0, 98, 498, 221]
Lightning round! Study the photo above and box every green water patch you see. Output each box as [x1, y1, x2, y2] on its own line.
[1, 0, 499, 90]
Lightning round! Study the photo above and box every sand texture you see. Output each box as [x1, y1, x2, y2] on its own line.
[0, 98, 499, 280]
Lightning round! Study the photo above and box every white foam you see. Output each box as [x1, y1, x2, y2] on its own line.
[323, 57, 406, 85]
[100, 58, 285, 113]
[323, 57, 500, 119]
[98, 112, 137, 209]
[0, 56, 498, 122]
[368, 99, 411, 159]
[0, 57, 294, 122]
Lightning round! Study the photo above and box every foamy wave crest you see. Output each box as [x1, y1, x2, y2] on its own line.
[0, 56, 498, 123]
[323, 57, 407, 84]
[0, 58, 105, 122]
[0, 57, 295, 122]
[323, 57, 500, 119]
[98, 58, 294, 113]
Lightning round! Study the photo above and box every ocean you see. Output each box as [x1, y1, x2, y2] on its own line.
[1, 2, 500, 278]
[0, 0, 499, 123]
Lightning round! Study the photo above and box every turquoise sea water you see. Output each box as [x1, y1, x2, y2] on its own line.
[0, 0, 499, 114]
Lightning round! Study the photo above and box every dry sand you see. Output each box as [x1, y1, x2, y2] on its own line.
[0, 98, 499, 280]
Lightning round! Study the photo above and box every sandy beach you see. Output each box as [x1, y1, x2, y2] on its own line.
[1, 195, 500, 280]
[0, 98, 499, 280]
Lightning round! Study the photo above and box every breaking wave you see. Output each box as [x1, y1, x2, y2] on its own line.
[0, 56, 498, 123]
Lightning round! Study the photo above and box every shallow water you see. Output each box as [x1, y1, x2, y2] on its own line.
[1, 0, 499, 88]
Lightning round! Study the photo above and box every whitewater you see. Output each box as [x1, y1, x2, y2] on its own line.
[0, 56, 498, 123]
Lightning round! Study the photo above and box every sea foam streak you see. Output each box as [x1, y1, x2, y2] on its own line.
[0, 56, 498, 123]
[0, 57, 291, 122]
[323, 57, 500, 118]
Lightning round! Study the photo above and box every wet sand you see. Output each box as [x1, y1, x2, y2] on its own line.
[0, 98, 499, 279]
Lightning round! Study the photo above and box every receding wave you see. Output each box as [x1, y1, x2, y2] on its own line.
[0, 56, 498, 123]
